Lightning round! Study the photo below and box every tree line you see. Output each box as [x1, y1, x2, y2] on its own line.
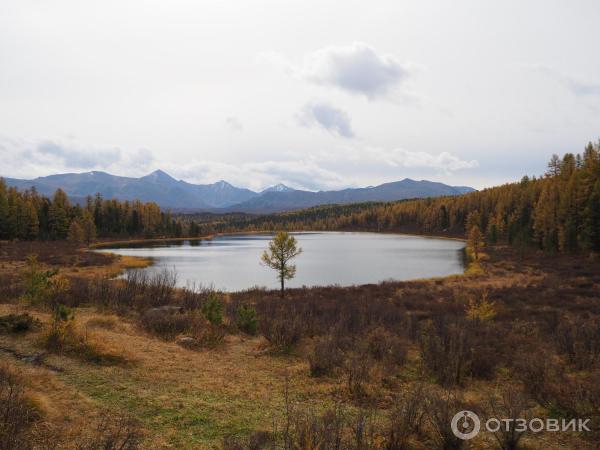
[196, 141, 600, 254]
[0, 182, 183, 242]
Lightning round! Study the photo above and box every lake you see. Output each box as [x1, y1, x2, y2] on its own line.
[98, 232, 465, 291]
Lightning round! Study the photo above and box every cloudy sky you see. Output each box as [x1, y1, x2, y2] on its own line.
[1, 0, 599, 191]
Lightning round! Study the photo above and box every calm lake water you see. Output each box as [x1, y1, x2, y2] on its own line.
[98, 232, 465, 292]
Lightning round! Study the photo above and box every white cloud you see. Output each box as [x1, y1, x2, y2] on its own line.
[37, 140, 122, 168]
[320, 145, 478, 175]
[225, 116, 243, 132]
[167, 159, 344, 192]
[366, 147, 478, 173]
[0, 136, 154, 179]
[299, 42, 410, 99]
[297, 102, 354, 138]
[532, 65, 600, 97]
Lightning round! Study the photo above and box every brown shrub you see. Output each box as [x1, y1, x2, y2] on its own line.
[486, 385, 531, 450]
[418, 316, 501, 386]
[259, 312, 304, 353]
[308, 335, 346, 377]
[344, 354, 373, 399]
[0, 364, 43, 450]
[75, 411, 144, 450]
[554, 317, 600, 370]
[365, 327, 407, 367]
[422, 389, 468, 450]
[384, 385, 425, 450]
[0, 313, 40, 333]
[139, 307, 203, 339]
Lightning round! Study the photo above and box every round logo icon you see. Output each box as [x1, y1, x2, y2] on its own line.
[451, 410, 481, 440]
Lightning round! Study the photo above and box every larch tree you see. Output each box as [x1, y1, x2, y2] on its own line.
[48, 189, 70, 239]
[468, 224, 484, 261]
[261, 231, 302, 297]
[67, 220, 84, 244]
[81, 211, 97, 246]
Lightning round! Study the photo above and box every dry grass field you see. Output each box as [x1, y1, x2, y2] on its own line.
[1, 239, 600, 449]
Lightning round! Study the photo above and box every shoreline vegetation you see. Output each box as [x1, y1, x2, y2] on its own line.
[1, 145, 599, 449]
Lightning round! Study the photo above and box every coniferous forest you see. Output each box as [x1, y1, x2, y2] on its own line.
[0, 184, 182, 241]
[204, 141, 600, 254]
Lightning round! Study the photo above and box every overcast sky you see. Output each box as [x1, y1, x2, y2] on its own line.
[1, 0, 599, 191]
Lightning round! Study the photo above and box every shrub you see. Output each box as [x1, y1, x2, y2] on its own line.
[0, 364, 42, 450]
[75, 411, 143, 450]
[0, 313, 39, 333]
[190, 323, 226, 349]
[465, 291, 497, 322]
[308, 335, 345, 377]
[202, 292, 223, 325]
[385, 385, 425, 450]
[486, 385, 531, 450]
[365, 327, 407, 367]
[344, 354, 372, 399]
[146, 269, 177, 307]
[418, 317, 500, 386]
[181, 283, 211, 310]
[236, 304, 258, 335]
[140, 308, 202, 339]
[260, 313, 303, 353]
[554, 317, 600, 370]
[20, 254, 60, 305]
[423, 389, 468, 450]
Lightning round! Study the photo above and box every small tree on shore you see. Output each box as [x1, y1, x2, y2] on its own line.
[261, 231, 302, 297]
[468, 224, 484, 261]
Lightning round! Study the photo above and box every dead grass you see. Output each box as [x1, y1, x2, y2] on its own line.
[0, 303, 337, 448]
[1, 241, 600, 449]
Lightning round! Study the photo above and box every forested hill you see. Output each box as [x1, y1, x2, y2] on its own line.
[204, 142, 600, 254]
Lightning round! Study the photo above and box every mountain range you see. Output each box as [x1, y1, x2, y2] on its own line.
[3, 170, 475, 213]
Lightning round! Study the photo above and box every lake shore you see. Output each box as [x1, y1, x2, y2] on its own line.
[92, 231, 468, 291]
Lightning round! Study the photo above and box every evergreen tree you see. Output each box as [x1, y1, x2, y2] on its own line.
[48, 189, 70, 239]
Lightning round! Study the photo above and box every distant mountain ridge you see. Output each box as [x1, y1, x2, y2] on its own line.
[3, 170, 475, 213]
[229, 179, 475, 213]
